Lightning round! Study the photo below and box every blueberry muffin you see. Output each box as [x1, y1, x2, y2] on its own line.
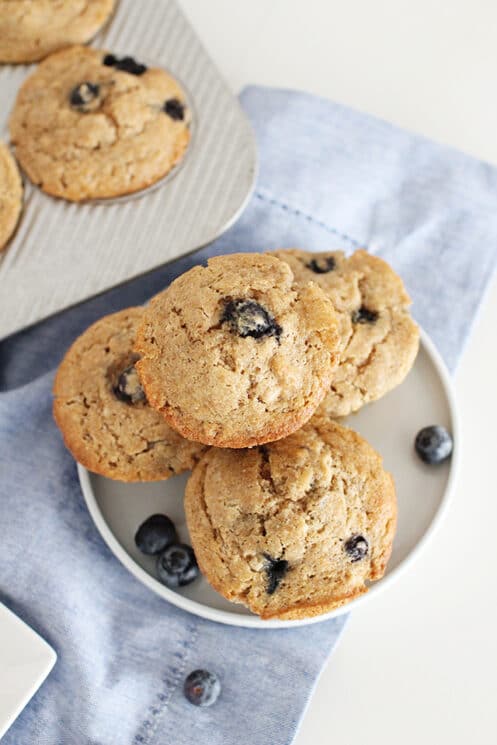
[272, 249, 420, 417]
[53, 307, 206, 482]
[0, 141, 22, 251]
[184, 417, 397, 620]
[135, 253, 341, 448]
[0, 0, 115, 63]
[10, 45, 190, 201]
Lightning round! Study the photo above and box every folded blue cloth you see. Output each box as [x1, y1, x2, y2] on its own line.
[1, 86, 496, 745]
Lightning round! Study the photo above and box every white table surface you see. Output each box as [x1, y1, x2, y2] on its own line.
[181, 2, 497, 743]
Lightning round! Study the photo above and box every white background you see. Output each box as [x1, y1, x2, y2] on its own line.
[180, 2, 497, 743]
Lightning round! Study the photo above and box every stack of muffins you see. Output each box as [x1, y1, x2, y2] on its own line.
[54, 250, 420, 620]
[7, 1, 419, 622]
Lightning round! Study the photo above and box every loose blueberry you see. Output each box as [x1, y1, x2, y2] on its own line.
[352, 306, 379, 324]
[184, 669, 221, 707]
[344, 534, 368, 562]
[156, 544, 199, 588]
[69, 82, 100, 109]
[113, 365, 146, 404]
[264, 554, 288, 594]
[415, 425, 453, 465]
[102, 53, 147, 75]
[307, 256, 336, 274]
[135, 514, 178, 555]
[163, 98, 185, 121]
[221, 299, 282, 341]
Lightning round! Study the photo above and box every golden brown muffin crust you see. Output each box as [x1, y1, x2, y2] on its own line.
[53, 307, 206, 481]
[273, 249, 420, 417]
[0, 0, 116, 63]
[10, 45, 190, 201]
[135, 253, 341, 448]
[0, 141, 22, 252]
[185, 417, 397, 620]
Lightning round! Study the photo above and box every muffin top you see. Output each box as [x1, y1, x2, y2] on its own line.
[0, 141, 22, 251]
[135, 253, 341, 448]
[184, 417, 397, 620]
[273, 249, 420, 417]
[53, 307, 206, 482]
[0, 0, 116, 63]
[10, 45, 190, 201]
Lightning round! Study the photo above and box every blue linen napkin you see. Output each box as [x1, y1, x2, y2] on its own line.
[1, 85, 497, 745]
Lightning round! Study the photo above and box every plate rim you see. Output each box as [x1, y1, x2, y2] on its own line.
[78, 327, 460, 629]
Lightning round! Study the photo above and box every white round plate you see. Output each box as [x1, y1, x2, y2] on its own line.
[79, 328, 459, 629]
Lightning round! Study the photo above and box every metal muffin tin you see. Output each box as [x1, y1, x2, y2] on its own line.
[0, 0, 257, 340]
